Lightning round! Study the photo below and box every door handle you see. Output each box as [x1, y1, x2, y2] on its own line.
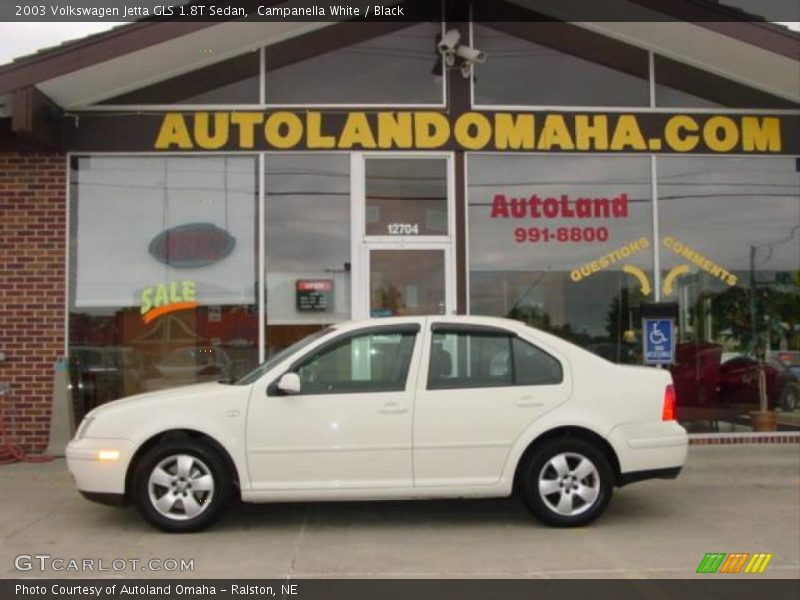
[516, 396, 544, 407]
[379, 402, 408, 414]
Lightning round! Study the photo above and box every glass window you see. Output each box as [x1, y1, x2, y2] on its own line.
[654, 55, 799, 109]
[100, 51, 260, 105]
[237, 327, 332, 386]
[657, 156, 800, 432]
[513, 337, 563, 385]
[428, 331, 513, 389]
[473, 24, 649, 107]
[427, 331, 564, 389]
[295, 329, 417, 394]
[265, 22, 443, 105]
[69, 156, 258, 419]
[366, 158, 448, 236]
[265, 154, 351, 354]
[468, 154, 654, 363]
[370, 250, 446, 317]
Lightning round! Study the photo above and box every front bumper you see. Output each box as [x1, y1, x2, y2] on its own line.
[66, 437, 133, 496]
[79, 490, 128, 507]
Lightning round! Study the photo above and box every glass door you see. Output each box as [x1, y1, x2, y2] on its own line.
[352, 153, 455, 319]
[369, 247, 449, 317]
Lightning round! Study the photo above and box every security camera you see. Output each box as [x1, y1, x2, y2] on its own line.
[437, 29, 461, 54]
[455, 44, 486, 64]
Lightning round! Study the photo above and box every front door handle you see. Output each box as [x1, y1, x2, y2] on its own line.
[379, 402, 408, 414]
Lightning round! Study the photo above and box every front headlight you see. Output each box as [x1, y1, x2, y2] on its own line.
[75, 416, 94, 440]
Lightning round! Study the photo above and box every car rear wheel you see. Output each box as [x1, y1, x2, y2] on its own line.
[132, 439, 231, 532]
[779, 386, 798, 412]
[520, 437, 613, 527]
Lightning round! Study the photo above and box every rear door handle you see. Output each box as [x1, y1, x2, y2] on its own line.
[379, 401, 408, 414]
[516, 396, 544, 407]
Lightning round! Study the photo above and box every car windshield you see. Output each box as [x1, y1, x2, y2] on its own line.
[233, 327, 334, 385]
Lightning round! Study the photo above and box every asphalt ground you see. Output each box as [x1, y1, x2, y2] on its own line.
[0, 445, 798, 579]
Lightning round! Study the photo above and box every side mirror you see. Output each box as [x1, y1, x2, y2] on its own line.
[276, 372, 301, 395]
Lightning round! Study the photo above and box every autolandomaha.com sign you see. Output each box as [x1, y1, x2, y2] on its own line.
[68, 110, 799, 154]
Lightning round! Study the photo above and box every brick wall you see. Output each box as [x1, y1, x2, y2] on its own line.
[0, 153, 66, 453]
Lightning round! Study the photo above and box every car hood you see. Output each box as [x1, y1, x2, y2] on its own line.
[85, 381, 235, 418]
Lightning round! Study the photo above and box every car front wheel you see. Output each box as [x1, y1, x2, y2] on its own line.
[132, 439, 231, 532]
[520, 438, 613, 527]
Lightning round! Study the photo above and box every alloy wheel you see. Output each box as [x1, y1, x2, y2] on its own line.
[147, 454, 215, 521]
[537, 452, 600, 517]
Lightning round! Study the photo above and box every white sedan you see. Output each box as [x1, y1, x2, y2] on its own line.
[67, 316, 687, 532]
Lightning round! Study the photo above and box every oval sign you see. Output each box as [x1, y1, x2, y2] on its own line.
[148, 223, 236, 268]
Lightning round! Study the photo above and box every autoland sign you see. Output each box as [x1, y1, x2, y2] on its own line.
[66, 110, 800, 155]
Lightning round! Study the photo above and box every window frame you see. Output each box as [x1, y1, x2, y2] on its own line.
[78, 21, 448, 111]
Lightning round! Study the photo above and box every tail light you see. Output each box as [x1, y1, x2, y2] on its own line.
[662, 384, 676, 421]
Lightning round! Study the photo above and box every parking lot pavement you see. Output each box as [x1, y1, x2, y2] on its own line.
[0, 445, 798, 580]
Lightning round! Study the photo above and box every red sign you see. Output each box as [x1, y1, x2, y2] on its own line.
[490, 193, 629, 220]
[296, 280, 333, 312]
[296, 281, 333, 292]
[148, 223, 236, 268]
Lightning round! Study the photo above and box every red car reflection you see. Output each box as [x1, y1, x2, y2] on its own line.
[669, 342, 799, 413]
[719, 354, 798, 412]
[669, 342, 722, 409]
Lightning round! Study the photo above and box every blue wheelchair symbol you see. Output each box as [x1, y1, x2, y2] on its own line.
[649, 322, 668, 345]
[643, 318, 674, 364]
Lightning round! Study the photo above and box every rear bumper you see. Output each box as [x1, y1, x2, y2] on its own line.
[608, 420, 688, 478]
[618, 466, 682, 487]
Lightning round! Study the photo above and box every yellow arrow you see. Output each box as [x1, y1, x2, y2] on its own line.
[663, 264, 690, 296]
[623, 264, 651, 296]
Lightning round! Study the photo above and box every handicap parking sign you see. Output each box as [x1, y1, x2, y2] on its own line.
[643, 318, 675, 365]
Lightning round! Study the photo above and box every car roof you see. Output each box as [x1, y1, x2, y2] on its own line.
[330, 315, 587, 358]
[333, 315, 529, 331]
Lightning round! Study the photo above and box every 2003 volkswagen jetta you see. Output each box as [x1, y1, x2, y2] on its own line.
[67, 316, 687, 532]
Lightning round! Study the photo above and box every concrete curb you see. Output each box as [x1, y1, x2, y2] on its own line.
[689, 432, 800, 445]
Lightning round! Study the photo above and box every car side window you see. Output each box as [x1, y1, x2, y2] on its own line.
[427, 330, 563, 389]
[513, 337, 563, 385]
[428, 332, 513, 389]
[294, 330, 417, 394]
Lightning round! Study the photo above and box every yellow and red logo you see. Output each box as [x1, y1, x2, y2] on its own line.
[140, 280, 198, 324]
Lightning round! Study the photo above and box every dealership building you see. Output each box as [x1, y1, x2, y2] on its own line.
[0, 2, 799, 453]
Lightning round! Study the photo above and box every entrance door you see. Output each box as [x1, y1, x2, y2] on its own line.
[352, 153, 455, 319]
[368, 246, 449, 317]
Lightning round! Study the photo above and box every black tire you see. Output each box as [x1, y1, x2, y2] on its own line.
[132, 438, 231, 533]
[778, 385, 798, 412]
[519, 437, 613, 527]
